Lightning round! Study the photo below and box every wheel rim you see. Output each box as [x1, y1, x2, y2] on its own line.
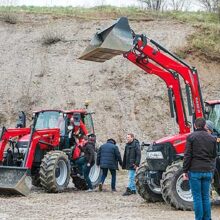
[89, 164, 101, 184]
[145, 171, 161, 194]
[176, 174, 193, 202]
[55, 160, 68, 186]
[148, 180, 161, 194]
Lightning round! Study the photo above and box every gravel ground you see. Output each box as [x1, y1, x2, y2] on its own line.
[0, 171, 219, 220]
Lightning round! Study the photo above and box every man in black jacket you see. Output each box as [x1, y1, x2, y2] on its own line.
[82, 137, 95, 192]
[122, 133, 141, 196]
[183, 118, 217, 220]
[97, 139, 122, 192]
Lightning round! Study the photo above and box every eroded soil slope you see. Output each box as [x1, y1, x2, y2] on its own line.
[0, 14, 219, 145]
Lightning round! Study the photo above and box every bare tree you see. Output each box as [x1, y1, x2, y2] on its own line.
[138, 0, 164, 11]
[170, 0, 187, 11]
[197, 0, 219, 12]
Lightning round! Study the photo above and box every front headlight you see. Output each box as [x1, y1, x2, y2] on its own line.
[146, 151, 163, 159]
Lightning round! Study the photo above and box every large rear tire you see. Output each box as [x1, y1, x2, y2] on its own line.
[135, 162, 163, 202]
[161, 161, 193, 211]
[72, 159, 102, 190]
[39, 151, 70, 193]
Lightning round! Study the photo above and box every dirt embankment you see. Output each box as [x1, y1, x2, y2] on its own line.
[0, 13, 220, 220]
[0, 13, 219, 146]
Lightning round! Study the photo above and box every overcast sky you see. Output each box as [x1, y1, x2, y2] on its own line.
[0, 0, 203, 10]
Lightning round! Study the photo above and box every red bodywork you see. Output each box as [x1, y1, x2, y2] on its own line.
[124, 36, 219, 154]
[0, 109, 90, 169]
[0, 128, 31, 161]
[0, 128, 60, 169]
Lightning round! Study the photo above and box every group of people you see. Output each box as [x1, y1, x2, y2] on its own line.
[97, 133, 141, 195]
[74, 132, 141, 195]
[71, 115, 218, 219]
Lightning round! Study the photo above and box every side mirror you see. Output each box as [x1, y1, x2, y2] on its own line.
[141, 142, 150, 150]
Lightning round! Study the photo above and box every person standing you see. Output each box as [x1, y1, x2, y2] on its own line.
[82, 137, 96, 192]
[97, 139, 122, 192]
[183, 118, 217, 220]
[122, 133, 141, 196]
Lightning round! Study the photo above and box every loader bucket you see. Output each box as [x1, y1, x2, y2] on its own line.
[0, 167, 32, 196]
[79, 17, 133, 62]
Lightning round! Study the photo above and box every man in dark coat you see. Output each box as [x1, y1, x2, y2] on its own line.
[183, 118, 217, 220]
[97, 139, 122, 192]
[82, 137, 95, 192]
[122, 133, 141, 196]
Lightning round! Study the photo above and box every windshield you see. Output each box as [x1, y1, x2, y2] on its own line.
[35, 111, 65, 134]
[207, 104, 220, 132]
[84, 113, 94, 134]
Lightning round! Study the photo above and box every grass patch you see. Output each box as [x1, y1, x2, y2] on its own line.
[189, 24, 220, 61]
[0, 12, 17, 24]
[159, 11, 220, 61]
[0, 6, 219, 60]
[161, 11, 219, 24]
[0, 5, 153, 20]
[42, 30, 64, 45]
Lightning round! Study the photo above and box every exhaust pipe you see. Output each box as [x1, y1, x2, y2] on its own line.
[79, 17, 133, 62]
[0, 167, 32, 196]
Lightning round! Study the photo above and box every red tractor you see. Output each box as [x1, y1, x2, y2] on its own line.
[79, 17, 220, 210]
[0, 108, 102, 196]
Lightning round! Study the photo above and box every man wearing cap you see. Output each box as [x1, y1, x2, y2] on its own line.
[69, 113, 88, 156]
[205, 120, 215, 134]
[97, 139, 122, 192]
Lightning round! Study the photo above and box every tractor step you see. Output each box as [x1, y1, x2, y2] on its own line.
[0, 166, 32, 196]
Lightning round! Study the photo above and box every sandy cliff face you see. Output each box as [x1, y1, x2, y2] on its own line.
[0, 14, 219, 145]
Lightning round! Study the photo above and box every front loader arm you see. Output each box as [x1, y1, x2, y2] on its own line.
[125, 49, 190, 134]
[0, 128, 31, 162]
[79, 16, 204, 131]
[134, 37, 204, 118]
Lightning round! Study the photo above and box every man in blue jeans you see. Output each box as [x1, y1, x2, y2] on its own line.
[122, 133, 141, 196]
[183, 118, 217, 220]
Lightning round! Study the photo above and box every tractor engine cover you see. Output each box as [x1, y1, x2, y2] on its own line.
[146, 142, 177, 171]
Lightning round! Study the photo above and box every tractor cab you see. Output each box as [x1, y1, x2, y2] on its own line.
[32, 109, 95, 149]
[205, 101, 220, 134]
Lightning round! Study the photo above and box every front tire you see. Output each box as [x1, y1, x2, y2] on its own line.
[39, 151, 70, 193]
[161, 161, 193, 210]
[135, 162, 163, 202]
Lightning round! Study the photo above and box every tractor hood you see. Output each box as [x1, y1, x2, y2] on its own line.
[155, 133, 190, 154]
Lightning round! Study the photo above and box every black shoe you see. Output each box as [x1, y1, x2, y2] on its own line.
[122, 187, 132, 196]
[131, 190, 136, 194]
